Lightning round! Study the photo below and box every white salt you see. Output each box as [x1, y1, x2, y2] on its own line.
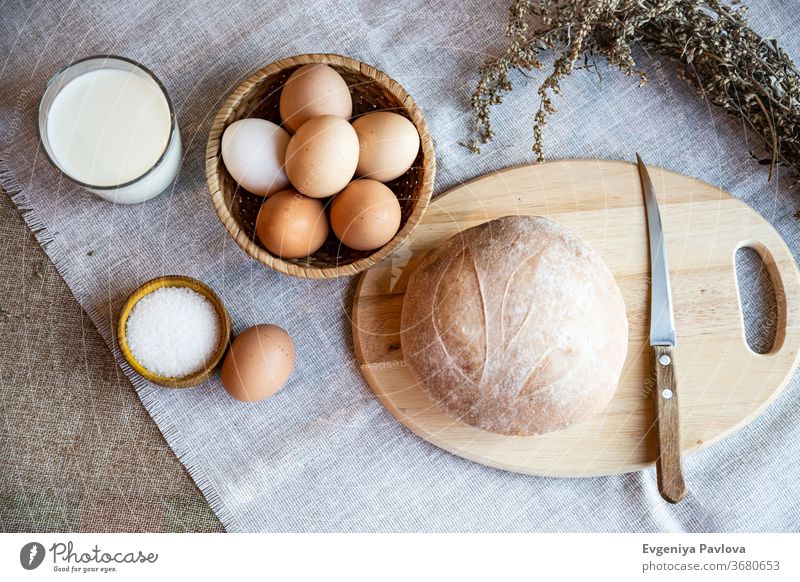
[126, 286, 221, 378]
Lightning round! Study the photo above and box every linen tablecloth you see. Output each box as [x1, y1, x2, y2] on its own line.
[2, 0, 798, 532]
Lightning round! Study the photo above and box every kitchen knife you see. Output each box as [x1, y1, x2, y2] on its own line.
[636, 154, 687, 503]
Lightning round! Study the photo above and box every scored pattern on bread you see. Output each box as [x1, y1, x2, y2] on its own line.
[433, 247, 487, 385]
[400, 215, 629, 436]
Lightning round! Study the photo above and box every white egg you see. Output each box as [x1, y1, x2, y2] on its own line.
[221, 119, 290, 196]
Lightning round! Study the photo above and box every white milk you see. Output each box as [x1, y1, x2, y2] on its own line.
[45, 67, 181, 203]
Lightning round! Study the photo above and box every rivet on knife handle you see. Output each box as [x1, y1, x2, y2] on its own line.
[652, 345, 687, 503]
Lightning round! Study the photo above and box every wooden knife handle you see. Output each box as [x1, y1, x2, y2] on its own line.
[652, 345, 687, 503]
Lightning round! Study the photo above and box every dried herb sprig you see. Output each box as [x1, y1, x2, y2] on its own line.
[470, 0, 800, 182]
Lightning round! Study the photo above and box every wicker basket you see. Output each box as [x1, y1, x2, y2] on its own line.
[206, 53, 436, 279]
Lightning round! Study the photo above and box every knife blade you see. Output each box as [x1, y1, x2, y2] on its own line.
[638, 155, 677, 347]
[636, 154, 687, 503]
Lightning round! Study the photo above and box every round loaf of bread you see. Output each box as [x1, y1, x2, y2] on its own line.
[400, 215, 628, 436]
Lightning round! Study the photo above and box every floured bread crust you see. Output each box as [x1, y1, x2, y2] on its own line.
[400, 215, 628, 436]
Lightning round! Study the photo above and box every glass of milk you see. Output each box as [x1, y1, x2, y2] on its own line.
[37, 55, 182, 204]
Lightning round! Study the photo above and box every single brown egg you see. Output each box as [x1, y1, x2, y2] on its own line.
[330, 179, 401, 251]
[352, 112, 420, 182]
[221, 324, 296, 403]
[256, 189, 329, 259]
[279, 64, 353, 133]
[284, 115, 360, 198]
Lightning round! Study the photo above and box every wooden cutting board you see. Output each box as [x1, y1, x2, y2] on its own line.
[352, 159, 800, 477]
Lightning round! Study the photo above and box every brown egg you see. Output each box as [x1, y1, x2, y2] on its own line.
[330, 179, 401, 251]
[284, 116, 359, 198]
[353, 112, 420, 182]
[221, 324, 295, 402]
[256, 189, 329, 259]
[279, 64, 353, 133]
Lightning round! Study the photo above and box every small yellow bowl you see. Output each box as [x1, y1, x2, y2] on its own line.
[117, 276, 232, 388]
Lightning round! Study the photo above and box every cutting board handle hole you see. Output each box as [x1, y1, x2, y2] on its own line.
[735, 246, 780, 355]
